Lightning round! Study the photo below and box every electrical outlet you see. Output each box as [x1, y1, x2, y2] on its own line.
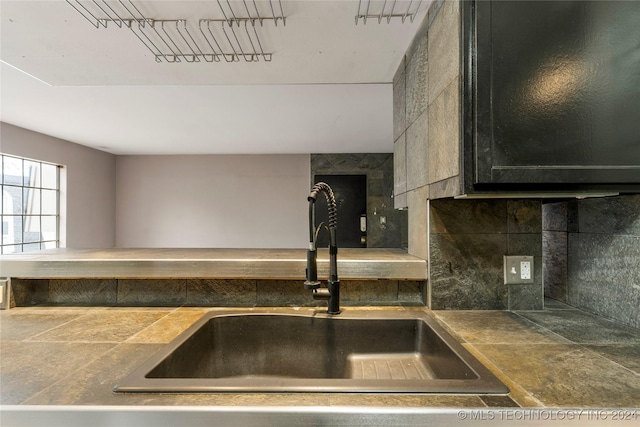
[520, 261, 531, 280]
[504, 256, 534, 284]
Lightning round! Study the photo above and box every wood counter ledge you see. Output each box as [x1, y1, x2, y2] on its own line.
[0, 248, 427, 280]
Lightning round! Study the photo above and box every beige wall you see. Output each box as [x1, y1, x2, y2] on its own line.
[115, 154, 310, 248]
[1, 124, 312, 249]
[1, 122, 116, 248]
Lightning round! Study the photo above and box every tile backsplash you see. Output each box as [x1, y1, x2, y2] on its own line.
[544, 195, 640, 329]
[11, 278, 425, 308]
[429, 199, 543, 310]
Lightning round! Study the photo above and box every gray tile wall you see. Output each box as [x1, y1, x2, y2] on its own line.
[429, 199, 542, 310]
[393, 59, 409, 210]
[311, 154, 407, 248]
[393, 134, 407, 204]
[406, 111, 429, 192]
[405, 23, 429, 128]
[567, 195, 640, 329]
[10, 278, 425, 307]
[392, 0, 462, 210]
[427, 0, 459, 105]
[542, 201, 569, 302]
[392, 0, 639, 322]
[392, 0, 463, 261]
[393, 2, 546, 310]
[543, 195, 640, 328]
[408, 186, 430, 260]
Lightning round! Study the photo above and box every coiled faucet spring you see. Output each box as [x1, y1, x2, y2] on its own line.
[305, 182, 340, 315]
[308, 182, 337, 228]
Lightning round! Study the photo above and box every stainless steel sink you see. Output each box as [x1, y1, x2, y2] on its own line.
[114, 309, 508, 394]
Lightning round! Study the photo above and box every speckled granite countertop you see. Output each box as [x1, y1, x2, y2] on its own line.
[0, 248, 427, 280]
[1, 301, 639, 425]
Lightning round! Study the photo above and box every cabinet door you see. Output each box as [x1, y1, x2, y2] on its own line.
[471, 0, 640, 186]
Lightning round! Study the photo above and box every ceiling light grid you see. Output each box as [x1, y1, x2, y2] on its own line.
[66, 0, 285, 63]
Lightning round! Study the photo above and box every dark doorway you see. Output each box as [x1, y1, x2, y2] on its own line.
[313, 175, 367, 248]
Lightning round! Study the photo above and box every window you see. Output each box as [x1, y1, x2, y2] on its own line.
[1, 154, 61, 254]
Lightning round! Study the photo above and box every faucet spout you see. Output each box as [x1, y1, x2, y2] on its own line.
[304, 182, 340, 315]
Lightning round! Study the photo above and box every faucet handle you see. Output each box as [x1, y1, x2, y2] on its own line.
[304, 280, 321, 290]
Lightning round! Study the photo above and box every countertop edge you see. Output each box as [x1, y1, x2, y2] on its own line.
[0, 248, 428, 280]
[0, 405, 631, 427]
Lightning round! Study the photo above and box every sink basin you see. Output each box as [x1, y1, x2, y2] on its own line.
[114, 310, 508, 394]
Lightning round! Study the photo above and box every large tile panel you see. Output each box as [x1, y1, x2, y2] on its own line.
[518, 309, 640, 344]
[542, 201, 569, 232]
[49, 279, 117, 305]
[542, 230, 568, 301]
[393, 133, 407, 198]
[398, 281, 425, 305]
[432, 311, 570, 344]
[256, 280, 321, 307]
[428, 0, 460, 103]
[430, 199, 507, 235]
[428, 78, 460, 184]
[568, 233, 640, 329]
[508, 284, 543, 311]
[405, 111, 429, 191]
[393, 65, 406, 142]
[22, 343, 165, 406]
[582, 344, 640, 374]
[127, 308, 208, 343]
[430, 233, 507, 309]
[0, 341, 115, 404]
[405, 23, 429, 127]
[576, 194, 640, 235]
[117, 279, 186, 306]
[186, 279, 256, 306]
[30, 310, 170, 342]
[10, 279, 49, 306]
[0, 309, 84, 341]
[341, 280, 398, 304]
[474, 343, 640, 407]
[407, 186, 429, 259]
[507, 200, 542, 234]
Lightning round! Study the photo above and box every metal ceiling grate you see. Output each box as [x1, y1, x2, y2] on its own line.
[355, 0, 423, 25]
[66, 0, 285, 63]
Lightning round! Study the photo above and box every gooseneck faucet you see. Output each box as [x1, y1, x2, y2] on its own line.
[304, 182, 340, 315]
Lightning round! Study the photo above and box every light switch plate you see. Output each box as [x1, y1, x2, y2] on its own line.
[504, 256, 534, 284]
[0, 279, 11, 310]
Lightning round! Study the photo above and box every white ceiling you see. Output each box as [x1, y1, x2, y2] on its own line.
[0, 0, 429, 154]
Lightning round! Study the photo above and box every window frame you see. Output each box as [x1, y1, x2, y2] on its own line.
[1, 153, 61, 254]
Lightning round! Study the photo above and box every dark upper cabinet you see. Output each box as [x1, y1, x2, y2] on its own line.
[463, 0, 640, 193]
